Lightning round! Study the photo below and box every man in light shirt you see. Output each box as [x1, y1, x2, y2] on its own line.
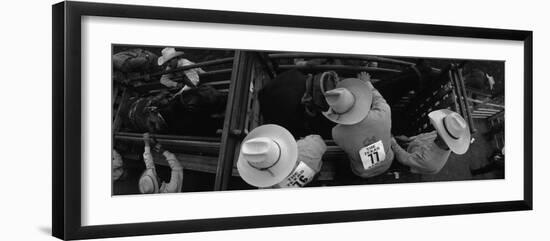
[139, 133, 184, 194]
[390, 109, 471, 174]
[157, 47, 205, 95]
[328, 78, 394, 178]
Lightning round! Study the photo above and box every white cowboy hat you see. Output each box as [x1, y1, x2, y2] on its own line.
[428, 109, 471, 154]
[237, 124, 298, 188]
[139, 169, 159, 194]
[322, 78, 373, 125]
[157, 47, 185, 66]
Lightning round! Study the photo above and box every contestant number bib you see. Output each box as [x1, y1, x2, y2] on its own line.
[359, 140, 386, 170]
[277, 162, 316, 188]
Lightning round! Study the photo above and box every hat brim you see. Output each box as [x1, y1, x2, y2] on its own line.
[428, 109, 471, 154]
[157, 51, 185, 66]
[237, 124, 298, 188]
[322, 78, 373, 125]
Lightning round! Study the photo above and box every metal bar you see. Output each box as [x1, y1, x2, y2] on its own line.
[477, 108, 501, 112]
[125, 57, 234, 82]
[114, 134, 221, 155]
[278, 64, 401, 73]
[473, 110, 499, 115]
[214, 51, 254, 191]
[199, 69, 233, 79]
[115, 132, 221, 142]
[122, 151, 220, 174]
[165, 69, 233, 83]
[472, 113, 494, 117]
[202, 80, 230, 86]
[467, 98, 505, 108]
[268, 52, 415, 66]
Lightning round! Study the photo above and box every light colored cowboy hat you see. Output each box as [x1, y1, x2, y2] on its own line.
[139, 169, 159, 194]
[428, 109, 471, 154]
[237, 124, 298, 188]
[157, 47, 185, 66]
[322, 78, 373, 125]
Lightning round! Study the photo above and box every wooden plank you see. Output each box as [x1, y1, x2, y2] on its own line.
[214, 51, 255, 190]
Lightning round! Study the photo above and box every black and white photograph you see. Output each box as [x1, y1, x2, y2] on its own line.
[111, 45, 505, 195]
[44, 1, 537, 240]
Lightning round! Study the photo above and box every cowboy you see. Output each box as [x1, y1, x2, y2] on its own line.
[258, 69, 367, 139]
[157, 47, 205, 94]
[112, 149, 125, 181]
[390, 109, 471, 174]
[327, 78, 394, 178]
[274, 134, 327, 188]
[139, 133, 184, 194]
[236, 124, 327, 188]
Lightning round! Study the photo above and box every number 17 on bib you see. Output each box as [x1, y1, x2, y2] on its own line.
[358, 140, 386, 170]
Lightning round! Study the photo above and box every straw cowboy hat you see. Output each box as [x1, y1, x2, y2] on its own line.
[237, 124, 298, 188]
[157, 47, 185, 66]
[322, 78, 373, 125]
[428, 109, 471, 154]
[139, 169, 159, 194]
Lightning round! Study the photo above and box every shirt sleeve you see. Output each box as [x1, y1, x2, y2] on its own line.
[160, 151, 184, 193]
[142, 145, 155, 169]
[163, 151, 183, 171]
[390, 139, 440, 174]
[365, 81, 391, 120]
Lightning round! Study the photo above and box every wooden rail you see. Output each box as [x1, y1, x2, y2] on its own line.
[268, 52, 415, 66]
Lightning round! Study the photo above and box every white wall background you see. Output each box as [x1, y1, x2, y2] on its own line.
[0, 0, 547, 240]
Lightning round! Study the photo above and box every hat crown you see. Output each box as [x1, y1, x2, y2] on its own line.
[324, 88, 355, 114]
[161, 47, 176, 57]
[139, 175, 156, 194]
[241, 137, 281, 169]
[444, 113, 467, 139]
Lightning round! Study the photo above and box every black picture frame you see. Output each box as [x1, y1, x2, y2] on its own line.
[52, 1, 533, 240]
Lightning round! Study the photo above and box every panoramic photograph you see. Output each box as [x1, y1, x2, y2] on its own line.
[111, 45, 505, 195]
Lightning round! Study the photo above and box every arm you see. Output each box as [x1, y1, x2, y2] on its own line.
[160, 151, 184, 193]
[390, 138, 440, 174]
[143, 145, 156, 169]
[365, 80, 391, 120]
[143, 133, 155, 169]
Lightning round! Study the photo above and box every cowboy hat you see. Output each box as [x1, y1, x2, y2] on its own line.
[157, 47, 185, 66]
[139, 168, 159, 194]
[322, 78, 373, 125]
[428, 109, 471, 154]
[237, 124, 298, 188]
